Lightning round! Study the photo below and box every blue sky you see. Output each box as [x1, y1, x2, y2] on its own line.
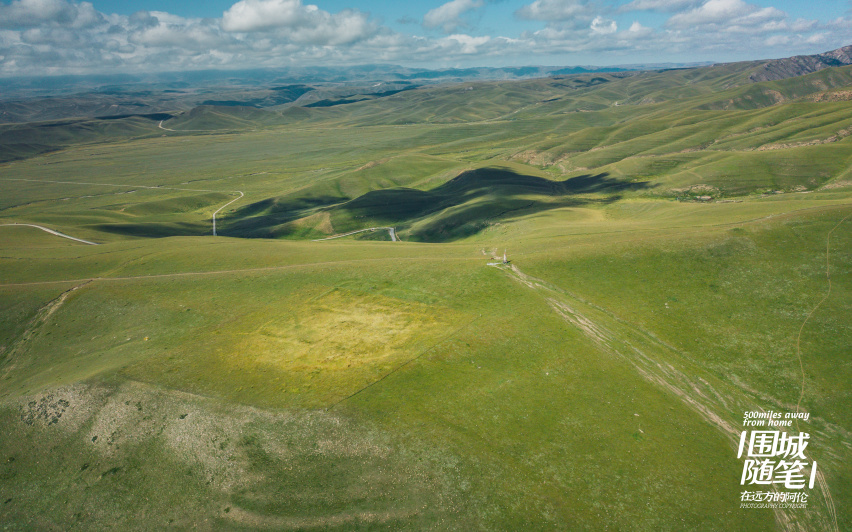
[82, 1, 849, 23]
[0, 0, 850, 76]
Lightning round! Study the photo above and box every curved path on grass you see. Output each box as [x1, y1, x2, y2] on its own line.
[493, 260, 838, 531]
[158, 120, 251, 133]
[212, 191, 244, 236]
[795, 211, 852, 420]
[0, 223, 99, 245]
[0, 177, 244, 237]
[792, 211, 850, 532]
[312, 227, 397, 242]
[159, 120, 229, 133]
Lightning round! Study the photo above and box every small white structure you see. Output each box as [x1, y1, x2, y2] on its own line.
[488, 249, 510, 267]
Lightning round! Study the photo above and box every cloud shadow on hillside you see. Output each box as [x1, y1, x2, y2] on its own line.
[330, 168, 653, 242]
[214, 167, 653, 241]
[92, 221, 210, 238]
[224, 195, 348, 238]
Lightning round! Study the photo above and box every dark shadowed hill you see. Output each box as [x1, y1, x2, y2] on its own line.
[225, 168, 652, 242]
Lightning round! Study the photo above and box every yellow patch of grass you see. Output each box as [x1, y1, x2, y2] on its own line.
[139, 286, 463, 408]
[242, 288, 447, 373]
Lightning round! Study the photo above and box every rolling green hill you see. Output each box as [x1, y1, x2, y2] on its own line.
[161, 105, 288, 131]
[1, 47, 851, 530]
[0, 113, 170, 161]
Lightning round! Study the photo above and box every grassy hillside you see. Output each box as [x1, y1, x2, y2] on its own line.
[162, 105, 288, 132]
[0, 113, 170, 162]
[1, 53, 851, 530]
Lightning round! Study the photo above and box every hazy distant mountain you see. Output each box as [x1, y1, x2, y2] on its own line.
[0, 46, 850, 125]
[0, 63, 689, 99]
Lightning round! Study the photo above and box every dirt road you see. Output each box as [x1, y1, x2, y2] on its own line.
[312, 227, 398, 242]
[0, 223, 98, 245]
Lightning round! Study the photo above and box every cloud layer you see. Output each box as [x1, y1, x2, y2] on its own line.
[0, 0, 849, 76]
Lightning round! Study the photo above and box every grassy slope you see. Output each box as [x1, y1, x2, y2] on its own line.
[0, 234, 781, 530]
[1, 61, 852, 530]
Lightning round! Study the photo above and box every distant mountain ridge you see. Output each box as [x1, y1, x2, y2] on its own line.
[2, 46, 850, 100]
[0, 63, 703, 98]
[0, 45, 850, 126]
[748, 45, 852, 82]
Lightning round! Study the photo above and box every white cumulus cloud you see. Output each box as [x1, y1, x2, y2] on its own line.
[0, 0, 103, 29]
[444, 33, 490, 54]
[423, 0, 484, 33]
[515, 0, 594, 21]
[222, 0, 312, 32]
[590, 16, 617, 34]
[129, 18, 228, 50]
[667, 0, 784, 29]
[221, 0, 375, 45]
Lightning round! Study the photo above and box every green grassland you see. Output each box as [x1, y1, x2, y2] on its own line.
[1, 58, 851, 530]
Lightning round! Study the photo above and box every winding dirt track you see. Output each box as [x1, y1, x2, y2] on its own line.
[491, 261, 840, 532]
[312, 227, 398, 242]
[792, 211, 850, 532]
[0, 223, 98, 245]
[212, 191, 244, 236]
[158, 120, 234, 133]
[795, 211, 852, 421]
[0, 177, 244, 237]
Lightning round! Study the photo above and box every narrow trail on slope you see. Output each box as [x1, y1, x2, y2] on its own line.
[158, 120, 247, 133]
[212, 191, 244, 236]
[795, 211, 852, 423]
[488, 262, 839, 532]
[494, 263, 743, 437]
[792, 211, 850, 532]
[312, 227, 398, 242]
[0, 177, 244, 237]
[0, 281, 90, 381]
[0, 223, 98, 245]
